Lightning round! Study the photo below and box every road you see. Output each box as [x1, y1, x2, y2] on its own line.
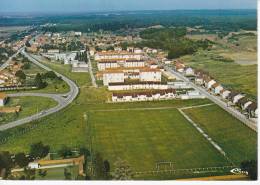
[0, 50, 79, 131]
[163, 65, 257, 132]
[87, 51, 98, 88]
[0, 47, 25, 71]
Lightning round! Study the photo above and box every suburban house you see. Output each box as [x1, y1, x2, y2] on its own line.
[184, 67, 195, 76]
[236, 97, 251, 110]
[180, 91, 206, 100]
[174, 61, 186, 73]
[221, 90, 231, 99]
[228, 92, 239, 102]
[245, 102, 258, 118]
[211, 83, 224, 95]
[0, 93, 7, 106]
[28, 155, 85, 176]
[206, 80, 217, 90]
[232, 94, 245, 104]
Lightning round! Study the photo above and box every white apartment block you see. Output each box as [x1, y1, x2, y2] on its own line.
[139, 69, 161, 82]
[103, 72, 125, 86]
[95, 51, 143, 61]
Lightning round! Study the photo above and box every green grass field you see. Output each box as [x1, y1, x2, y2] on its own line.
[0, 96, 58, 125]
[181, 32, 257, 99]
[89, 109, 230, 172]
[183, 105, 257, 164]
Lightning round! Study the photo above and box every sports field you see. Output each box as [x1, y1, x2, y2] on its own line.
[183, 105, 257, 164]
[89, 109, 230, 172]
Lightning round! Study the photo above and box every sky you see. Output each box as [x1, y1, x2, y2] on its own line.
[0, 0, 257, 13]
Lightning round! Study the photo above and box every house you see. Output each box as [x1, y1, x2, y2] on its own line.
[0, 93, 7, 106]
[211, 83, 223, 94]
[246, 102, 258, 118]
[221, 90, 231, 99]
[180, 91, 205, 100]
[228, 92, 239, 102]
[236, 97, 251, 110]
[108, 81, 168, 91]
[206, 80, 217, 90]
[184, 67, 194, 76]
[233, 94, 245, 104]
[174, 61, 186, 73]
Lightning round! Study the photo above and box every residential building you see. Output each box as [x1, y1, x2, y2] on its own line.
[0, 93, 7, 106]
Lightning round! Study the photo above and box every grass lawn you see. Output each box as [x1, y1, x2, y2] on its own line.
[35, 166, 79, 180]
[89, 109, 230, 173]
[183, 104, 257, 165]
[0, 96, 58, 125]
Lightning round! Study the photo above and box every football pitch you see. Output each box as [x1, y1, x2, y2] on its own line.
[88, 108, 232, 174]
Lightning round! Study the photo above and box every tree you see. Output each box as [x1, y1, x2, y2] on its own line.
[15, 70, 26, 81]
[25, 41, 31, 47]
[241, 160, 257, 180]
[0, 151, 13, 179]
[15, 153, 29, 168]
[64, 168, 72, 180]
[38, 169, 47, 179]
[94, 153, 104, 179]
[23, 167, 36, 180]
[112, 158, 134, 180]
[58, 146, 73, 159]
[103, 160, 111, 180]
[29, 142, 50, 159]
[34, 73, 46, 89]
[22, 62, 31, 70]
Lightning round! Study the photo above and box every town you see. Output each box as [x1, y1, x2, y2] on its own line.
[0, 8, 258, 181]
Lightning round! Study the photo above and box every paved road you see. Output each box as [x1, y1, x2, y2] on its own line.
[163, 65, 257, 132]
[0, 47, 25, 71]
[0, 50, 79, 131]
[87, 51, 98, 88]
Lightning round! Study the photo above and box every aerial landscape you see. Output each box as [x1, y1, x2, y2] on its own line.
[0, 0, 258, 181]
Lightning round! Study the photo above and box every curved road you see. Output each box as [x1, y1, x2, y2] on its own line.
[0, 50, 79, 131]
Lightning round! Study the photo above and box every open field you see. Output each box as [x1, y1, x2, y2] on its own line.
[0, 96, 58, 125]
[181, 32, 257, 99]
[181, 51, 257, 99]
[183, 105, 257, 164]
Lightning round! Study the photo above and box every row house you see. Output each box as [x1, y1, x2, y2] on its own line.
[112, 89, 176, 102]
[108, 82, 168, 91]
[97, 59, 145, 71]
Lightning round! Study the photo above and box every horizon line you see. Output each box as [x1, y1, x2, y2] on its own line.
[0, 8, 257, 15]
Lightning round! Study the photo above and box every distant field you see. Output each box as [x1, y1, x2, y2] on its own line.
[0, 96, 58, 125]
[183, 105, 257, 164]
[181, 51, 257, 99]
[90, 109, 229, 173]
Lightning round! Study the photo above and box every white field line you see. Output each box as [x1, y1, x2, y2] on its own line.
[178, 108, 234, 166]
[90, 103, 214, 112]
